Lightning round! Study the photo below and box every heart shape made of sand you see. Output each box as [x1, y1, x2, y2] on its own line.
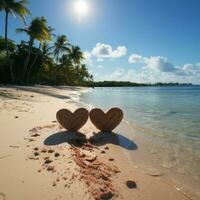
[56, 108, 89, 131]
[90, 108, 123, 132]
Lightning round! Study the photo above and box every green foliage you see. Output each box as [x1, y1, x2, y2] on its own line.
[0, 0, 31, 23]
[0, 0, 92, 85]
[16, 17, 52, 43]
[0, 37, 16, 52]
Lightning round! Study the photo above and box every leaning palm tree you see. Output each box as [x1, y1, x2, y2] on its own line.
[0, 0, 31, 82]
[16, 17, 51, 83]
[68, 45, 83, 65]
[52, 35, 70, 65]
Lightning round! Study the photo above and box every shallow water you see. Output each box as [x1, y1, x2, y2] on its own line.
[80, 86, 200, 199]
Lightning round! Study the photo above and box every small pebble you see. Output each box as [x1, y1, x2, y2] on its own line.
[48, 149, 54, 153]
[126, 180, 137, 189]
[44, 159, 52, 164]
[54, 153, 60, 157]
[100, 191, 113, 200]
[52, 181, 56, 187]
[101, 151, 106, 154]
[47, 166, 54, 171]
[108, 158, 114, 161]
[41, 149, 47, 153]
[34, 152, 39, 156]
[105, 146, 109, 150]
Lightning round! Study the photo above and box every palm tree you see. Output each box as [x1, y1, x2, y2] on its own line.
[27, 26, 53, 82]
[41, 42, 53, 66]
[0, 0, 31, 82]
[16, 17, 51, 83]
[68, 45, 83, 65]
[52, 35, 70, 65]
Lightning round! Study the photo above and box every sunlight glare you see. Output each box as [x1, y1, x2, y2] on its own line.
[74, 0, 89, 16]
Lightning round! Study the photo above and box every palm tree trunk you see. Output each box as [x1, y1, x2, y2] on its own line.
[26, 44, 42, 84]
[5, 11, 9, 58]
[23, 37, 34, 83]
[5, 11, 15, 83]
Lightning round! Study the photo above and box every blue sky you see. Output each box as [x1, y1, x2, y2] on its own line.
[1, 0, 200, 83]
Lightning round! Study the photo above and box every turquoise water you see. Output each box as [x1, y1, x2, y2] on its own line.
[80, 86, 200, 198]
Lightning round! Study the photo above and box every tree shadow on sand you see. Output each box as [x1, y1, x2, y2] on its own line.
[44, 131, 137, 150]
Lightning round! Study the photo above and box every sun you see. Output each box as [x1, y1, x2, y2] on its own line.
[73, 0, 89, 16]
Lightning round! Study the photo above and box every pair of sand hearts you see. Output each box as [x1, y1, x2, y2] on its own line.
[56, 108, 123, 132]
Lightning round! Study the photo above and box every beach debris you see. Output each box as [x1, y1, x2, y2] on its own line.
[48, 149, 54, 153]
[69, 141, 119, 199]
[52, 120, 57, 123]
[47, 166, 54, 171]
[52, 181, 56, 187]
[56, 177, 60, 182]
[54, 152, 60, 157]
[100, 191, 113, 200]
[126, 180, 137, 189]
[31, 133, 40, 137]
[34, 152, 39, 156]
[44, 159, 52, 164]
[41, 148, 48, 153]
[105, 146, 109, 150]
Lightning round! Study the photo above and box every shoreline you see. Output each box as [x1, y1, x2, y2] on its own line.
[0, 85, 193, 200]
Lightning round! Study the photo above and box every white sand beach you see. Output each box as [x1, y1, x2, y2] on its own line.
[0, 85, 190, 200]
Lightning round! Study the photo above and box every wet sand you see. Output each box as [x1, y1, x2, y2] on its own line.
[0, 85, 190, 200]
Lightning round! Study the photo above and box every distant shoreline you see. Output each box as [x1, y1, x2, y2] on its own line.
[87, 81, 197, 87]
[1, 82, 198, 88]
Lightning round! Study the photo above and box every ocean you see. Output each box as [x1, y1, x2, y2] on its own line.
[79, 86, 200, 199]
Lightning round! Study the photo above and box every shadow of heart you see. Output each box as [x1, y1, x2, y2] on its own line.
[89, 132, 137, 150]
[44, 131, 137, 150]
[44, 131, 86, 146]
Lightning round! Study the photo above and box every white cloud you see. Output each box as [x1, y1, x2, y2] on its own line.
[92, 43, 127, 59]
[146, 56, 176, 72]
[128, 54, 146, 63]
[98, 61, 200, 84]
[129, 54, 176, 72]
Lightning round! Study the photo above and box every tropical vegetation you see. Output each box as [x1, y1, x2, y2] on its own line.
[0, 0, 93, 85]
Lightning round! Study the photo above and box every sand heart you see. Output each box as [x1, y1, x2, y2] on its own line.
[90, 108, 123, 132]
[56, 108, 89, 131]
